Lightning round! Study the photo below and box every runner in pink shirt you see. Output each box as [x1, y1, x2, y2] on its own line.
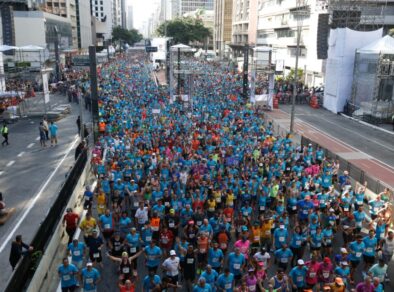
[305, 253, 321, 290]
[234, 237, 251, 260]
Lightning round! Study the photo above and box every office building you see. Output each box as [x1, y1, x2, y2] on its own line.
[214, 0, 232, 58]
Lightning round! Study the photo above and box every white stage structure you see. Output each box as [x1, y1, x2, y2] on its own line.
[323, 28, 382, 113]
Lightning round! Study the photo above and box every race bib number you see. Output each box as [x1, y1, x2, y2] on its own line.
[366, 247, 373, 253]
[233, 263, 241, 269]
[309, 272, 316, 278]
[249, 286, 256, 291]
[260, 206, 265, 211]
[146, 236, 152, 242]
[220, 243, 227, 249]
[356, 252, 362, 257]
[199, 248, 206, 253]
[73, 250, 81, 257]
[133, 202, 139, 207]
[130, 247, 136, 253]
[122, 267, 130, 274]
[292, 206, 297, 210]
[104, 224, 110, 229]
[279, 236, 285, 242]
[164, 202, 170, 207]
[93, 252, 100, 258]
[187, 258, 194, 264]
[344, 207, 349, 212]
[86, 278, 94, 284]
[296, 240, 301, 246]
[63, 275, 71, 281]
[254, 236, 260, 242]
[169, 223, 175, 228]
[323, 272, 329, 278]
[297, 276, 303, 282]
[225, 283, 232, 289]
[280, 257, 288, 263]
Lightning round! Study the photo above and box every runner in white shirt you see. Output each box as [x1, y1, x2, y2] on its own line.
[253, 247, 271, 270]
[162, 250, 181, 284]
[134, 202, 149, 229]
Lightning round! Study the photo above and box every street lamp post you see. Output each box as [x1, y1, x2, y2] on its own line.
[290, 0, 309, 134]
[243, 45, 249, 99]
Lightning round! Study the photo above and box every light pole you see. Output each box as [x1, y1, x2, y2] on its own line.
[290, 1, 309, 134]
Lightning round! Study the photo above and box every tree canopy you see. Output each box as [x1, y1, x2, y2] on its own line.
[112, 26, 143, 45]
[156, 17, 211, 45]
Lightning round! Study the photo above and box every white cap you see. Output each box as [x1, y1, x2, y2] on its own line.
[297, 259, 305, 265]
[86, 262, 93, 266]
[329, 208, 335, 212]
[340, 248, 348, 253]
[170, 250, 176, 256]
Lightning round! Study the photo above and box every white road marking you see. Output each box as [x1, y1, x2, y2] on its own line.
[6, 161, 15, 167]
[0, 136, 80, 254]
[27, 143, 35, 148]
[0, 171, 4, 176]
[30, 121, 35, 124]
[17, 152, 25, 157]
[36, 136, 40, 141]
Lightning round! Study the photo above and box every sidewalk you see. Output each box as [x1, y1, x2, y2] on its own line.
[265, 105, 394, 190]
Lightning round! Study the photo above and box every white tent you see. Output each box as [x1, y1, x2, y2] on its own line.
[0, 45, 19, 52]
[357, 35, 394, 54]
[19, 45, 45, 51]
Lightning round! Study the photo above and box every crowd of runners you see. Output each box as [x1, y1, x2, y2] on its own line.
[58, 52, 394, 292]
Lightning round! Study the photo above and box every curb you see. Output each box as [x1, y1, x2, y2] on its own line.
[339, 113, 394, 136]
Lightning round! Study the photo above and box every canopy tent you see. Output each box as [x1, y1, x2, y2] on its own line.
[18, 45, 45, 51]
[357, 35, 394, 55]
[0, 45, 19, 52]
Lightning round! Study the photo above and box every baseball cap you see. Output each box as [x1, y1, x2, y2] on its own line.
[170, 250, 176, 256]
[86, 262, 93, 266]
[340, 261, 348, 266]
[297, 259, 305, 265]
[324, 257, 331, 264]
[122, 252, 128, 257]
[169, 209, 175, 214]
[340, 248, 348, 254]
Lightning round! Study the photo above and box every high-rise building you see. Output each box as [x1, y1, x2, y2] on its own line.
[214, 0, 232, 58]
[127, 5, 133, 30]
[75, 0, 93, 49]
[231, 0, 258, 58]
[180, 0, 213, 15]
[121, 0, 126, 29]
[90, 0, 114, 42]
[43, 0, 78, 48]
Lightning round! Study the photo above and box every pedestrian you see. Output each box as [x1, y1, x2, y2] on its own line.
[75, 140, 86, 160]
[62, 208, 79, 244]
[39, 122, 46, 148]
[42, 116, 49, 140]
[58, 257, 79, 292]
[76, 116, 81, 135]
[9, 235, 33, 270]
[49, 121, 58, 146]
[1, 122, 9, 146]
[80, 262, 101, 292]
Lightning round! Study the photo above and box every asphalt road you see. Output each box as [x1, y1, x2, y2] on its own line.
[279, 105, 394, 168]
[0, 94, 91, 291]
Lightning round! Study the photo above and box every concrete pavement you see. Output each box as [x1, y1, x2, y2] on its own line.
[0, 95, 91, 291]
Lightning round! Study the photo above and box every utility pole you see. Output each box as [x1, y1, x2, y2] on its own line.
[177, 47, 181, 96]
[89, 45, 99, 143]
[242, 45, 249, 99]
[54, 26, 60, 82]
[290, 0, 309, 133]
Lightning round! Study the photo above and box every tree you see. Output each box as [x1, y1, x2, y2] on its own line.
[285, 68, 304, 84]
[112, 26, 143, 46]
[156, 17, 211, 45]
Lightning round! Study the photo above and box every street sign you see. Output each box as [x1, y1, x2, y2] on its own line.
[146, 46, 158, 53]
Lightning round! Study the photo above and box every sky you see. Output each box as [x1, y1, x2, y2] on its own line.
[128, 0, 159, 31]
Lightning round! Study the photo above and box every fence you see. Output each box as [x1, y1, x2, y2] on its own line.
[4, 148, 88, 292]
[300, 136, 392, 195]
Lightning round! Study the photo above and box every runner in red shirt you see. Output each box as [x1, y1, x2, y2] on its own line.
[63, 208, 79, 244]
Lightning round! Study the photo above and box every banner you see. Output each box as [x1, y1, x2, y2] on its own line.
[42, 72, 50, 104]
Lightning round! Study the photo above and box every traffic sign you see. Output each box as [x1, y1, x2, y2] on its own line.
[146, 46, 158, 53]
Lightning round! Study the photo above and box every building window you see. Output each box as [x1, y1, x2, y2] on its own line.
[289, 47, 307, 57]
[277, 29, 295, 38]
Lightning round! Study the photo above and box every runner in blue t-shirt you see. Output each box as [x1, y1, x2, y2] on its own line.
[81, 262, 101, 292]
[58, 258, 78, 291]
